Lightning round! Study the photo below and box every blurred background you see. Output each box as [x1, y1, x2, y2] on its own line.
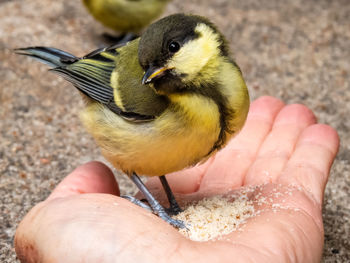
[0, 0, 349, 261]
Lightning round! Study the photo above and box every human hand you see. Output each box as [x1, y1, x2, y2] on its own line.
[15, 96, 339, 263]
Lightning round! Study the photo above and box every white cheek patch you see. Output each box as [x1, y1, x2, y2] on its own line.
[167, 23, 221, 78]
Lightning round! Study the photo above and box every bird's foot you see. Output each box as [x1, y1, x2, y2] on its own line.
[150, 199, 186, 228]
[157, 209, 187, 229]
[165, 202, 183, 216]
[128, 173, 187, 229]
[121, 195, 186, 228]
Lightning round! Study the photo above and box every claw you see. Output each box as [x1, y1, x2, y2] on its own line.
[129, 172, 187, 229]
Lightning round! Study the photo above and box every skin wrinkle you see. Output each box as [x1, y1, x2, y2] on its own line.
[246, 115, 275, 125]
[116, 229, 154, 260]
[253, 210, 319, 262]
[215, 240, 273, 261]
[161, 237, 188, 263]
[292, 146, 336, 171]
[298, 184, 324, 227]
[299, 130, 339, 155]
[141, 230, 187, 263]
[248, 152, 291, 180]
[230, 242, 276, 263]
[282, 164, 328, 207]
[246, 148, 298, 185]
[166, 240, 182, 263]
[255, 148, 292, 159]
[287, 162, 328, 181]
[280, 126, 339, 206]
[223, 145, 256, 160]
[277, 222, 302, 262]
[241, 109, 284, 184]
[290, 212, 321, 262]
[294, 141, 337, 160]
[261, 124, 314, 150]
[175, 241, 205, 263]
[294, 213, 322, 262]
[276, 183, 324, 231]
[294, 125, 339, 161]
[284, 211, 320, 262]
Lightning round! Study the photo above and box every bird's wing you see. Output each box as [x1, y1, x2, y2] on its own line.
[51, 45, 155, 122]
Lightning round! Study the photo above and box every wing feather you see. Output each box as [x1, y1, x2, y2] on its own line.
[51, 48, 155, 121]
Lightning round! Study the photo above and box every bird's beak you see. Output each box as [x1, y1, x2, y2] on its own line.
[142, 66, 173, 85]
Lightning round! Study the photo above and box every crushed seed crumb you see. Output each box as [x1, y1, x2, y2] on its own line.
[173, 195, 255, 241]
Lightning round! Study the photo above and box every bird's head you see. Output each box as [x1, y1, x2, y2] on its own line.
[138, 13, 229, 93]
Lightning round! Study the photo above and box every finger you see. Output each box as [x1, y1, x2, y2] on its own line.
[244, 104, 316, 185]
[279, 124, 339, 203]
[199, 96, 285, 192]
[145, 157, 214, 195]
[48, 161, 120, 200]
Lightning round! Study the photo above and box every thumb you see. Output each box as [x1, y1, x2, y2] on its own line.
[48, 161, 120, 201]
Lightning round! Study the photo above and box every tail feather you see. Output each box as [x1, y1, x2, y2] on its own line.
[14, 46, 78, 68]
[15, 45, 118, 112]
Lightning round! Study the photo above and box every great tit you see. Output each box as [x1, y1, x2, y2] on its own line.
[82, 0, 170, 43]
[16, 13, 250, 228]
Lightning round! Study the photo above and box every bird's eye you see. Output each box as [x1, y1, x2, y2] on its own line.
[168, 41, 180, 53]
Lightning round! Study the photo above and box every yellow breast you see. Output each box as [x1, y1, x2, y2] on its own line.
[80, 93, 221, 176]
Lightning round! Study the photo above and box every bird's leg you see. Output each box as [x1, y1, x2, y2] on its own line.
[129, 172, 186, 229]
[159, 175, 182, 215]
[120, 195, 152, 212]
[102, 32, 138, 45]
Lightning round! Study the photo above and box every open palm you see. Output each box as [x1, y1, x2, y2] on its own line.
[15, 96, 339, 263]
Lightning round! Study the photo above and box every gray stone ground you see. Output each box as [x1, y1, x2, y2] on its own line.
[0, 0, 349, 262]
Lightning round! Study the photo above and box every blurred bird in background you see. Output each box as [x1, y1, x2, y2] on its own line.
[82, 0, 170, 43]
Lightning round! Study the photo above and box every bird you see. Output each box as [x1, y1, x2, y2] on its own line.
[15, 13, 250, 228]
[82, 0, 170, 43]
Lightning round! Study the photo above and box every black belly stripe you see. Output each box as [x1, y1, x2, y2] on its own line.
[180, 82, 234, 156]
[205, 100, 233, 157]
